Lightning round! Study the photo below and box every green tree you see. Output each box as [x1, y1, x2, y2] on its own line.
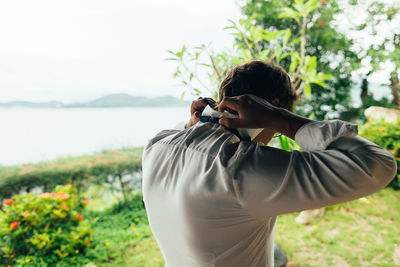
[241, 0, 361, 120]
[360, 1, 400, 108]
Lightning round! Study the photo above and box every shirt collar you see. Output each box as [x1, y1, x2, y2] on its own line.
[201, 105, 264, 141]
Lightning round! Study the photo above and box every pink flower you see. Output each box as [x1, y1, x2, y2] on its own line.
[60, 203, 69, 210]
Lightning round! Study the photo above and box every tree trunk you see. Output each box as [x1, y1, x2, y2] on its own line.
[360, 78, 370, 105]
[117, 174, 128, 203]
[391, 72, 400, 108]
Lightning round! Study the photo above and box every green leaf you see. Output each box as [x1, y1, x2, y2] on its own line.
[310, 80, 326, 88]
[278, 7, 301, 20]
[223, 25, 236, 30]
[194, 44, 206, 50]
[176, 45, 187, 58]
[180, 91, 186, 101]
[261, 31, 280, 41]
[280, 52, 291, 61]
[306, 56, 317, 73]
[213, 91, 218, 101]
[293, 0, 305, 14]
[289, 37, 301, 46]
[303, 0, 319, 15]
[315, 73, 333, 80]
[283, 29, 291, 46]
[258, 50, 270, 60]
[241, 48, 252, 61]
[275, 46, 282, 61]
[304, 83, 311, 99]
[173, 69, 181, 78]
[289, 52, 300, 73]
[193, 88, 201, 95]
[278, 135, 290, 151]
[189, 73, 194, 81]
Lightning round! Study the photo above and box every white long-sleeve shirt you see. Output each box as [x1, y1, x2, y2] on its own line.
[142, 119, 397, 267]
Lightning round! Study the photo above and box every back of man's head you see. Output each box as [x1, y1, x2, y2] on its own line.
[218, 61, 297, 112]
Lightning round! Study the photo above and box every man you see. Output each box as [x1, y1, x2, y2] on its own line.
[142, 61, 397, 267]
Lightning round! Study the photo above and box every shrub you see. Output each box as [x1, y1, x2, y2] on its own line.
[83, 194, 151, 265]
[0, 148, 143, 201]
[0, 185, 93, 266]
[359, 120, 400, 189]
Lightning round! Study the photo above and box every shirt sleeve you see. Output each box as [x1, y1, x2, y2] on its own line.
[230, 119, 397, 219]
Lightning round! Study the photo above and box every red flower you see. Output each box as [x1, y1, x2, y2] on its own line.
[60, 203, 69, 210]
[86, 241, 92, 246]
[320, 0, 327, 6]
[83, 199, 90, 205]
[53, 192, 70, 201]
[10, 221, 19, 230]
[318, 20, 325, 27]
[76, 215, 83, 221]
[388, 149, 394, 154]
[3, 198, 13, 205]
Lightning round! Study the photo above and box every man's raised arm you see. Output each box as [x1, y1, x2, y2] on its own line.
[218, 94, 397, 219]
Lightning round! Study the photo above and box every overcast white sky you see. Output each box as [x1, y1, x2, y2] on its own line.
[0, 0, 241, 103]
[0, 0, 395, 104]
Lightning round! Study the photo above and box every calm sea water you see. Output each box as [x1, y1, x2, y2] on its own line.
[0, 107, 189, 166]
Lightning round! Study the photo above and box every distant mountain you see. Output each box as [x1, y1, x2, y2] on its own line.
[0, 94, 190, 108]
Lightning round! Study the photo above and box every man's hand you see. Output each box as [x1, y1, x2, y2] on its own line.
[186, 97, 217, 128]
[218, 94, 314, 140]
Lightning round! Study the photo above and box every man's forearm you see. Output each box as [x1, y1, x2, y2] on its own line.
[274, 108, 315, 140]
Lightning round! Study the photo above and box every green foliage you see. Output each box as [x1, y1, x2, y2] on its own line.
[0, 148, 143, 202]
[350, 0, 400, 107]
[83, 194, 151, 266]
[242, 0, 360, 120]
[359, 120, 400, 189]
[278, 135, 302, 151]
[363, 1, 400, 72]
[276, 188, 400, 266]
[0, 185, 93, 266]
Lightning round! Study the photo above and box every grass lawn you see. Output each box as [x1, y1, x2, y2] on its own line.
[121, 188, 400, 267]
